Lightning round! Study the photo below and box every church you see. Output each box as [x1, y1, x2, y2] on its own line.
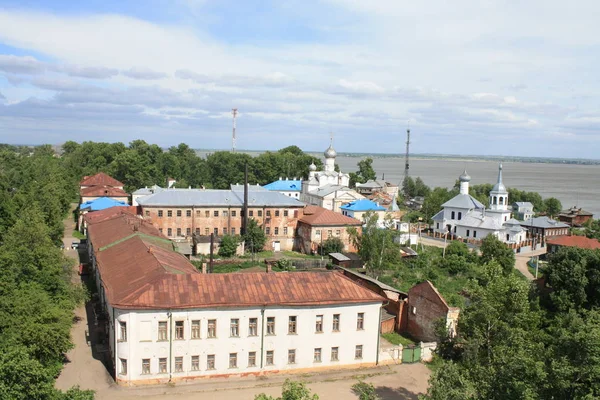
[432, 164, 526, 244]
[300, 138, 364, 212]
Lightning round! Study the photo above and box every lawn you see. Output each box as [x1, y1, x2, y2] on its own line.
[191, 260, 264, 273]
[382, 332, 415, 346]
[72, 230, 86, 240]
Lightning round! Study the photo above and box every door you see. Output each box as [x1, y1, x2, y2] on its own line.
[402, 345, 421, 363]
[273, 241, 281, 252]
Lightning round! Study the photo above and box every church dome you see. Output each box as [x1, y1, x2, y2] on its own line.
[459, 170, 471, 182]
[324, 145, 337, 159]
[491, 163, 507, 193]
[309, 162, 317, 171]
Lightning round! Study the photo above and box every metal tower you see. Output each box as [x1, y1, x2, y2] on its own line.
[231, 108, 238, 152]
[404, 124, 410, 185]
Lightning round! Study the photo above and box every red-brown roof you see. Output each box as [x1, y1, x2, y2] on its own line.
[547, 236, 600, 250]
[87, 213, 164, 250]
[80, 186, 129, 198]
[299, 205, 362, 227]
[115, 271, 385, 309]
[80, 172, 124, 187]
[83, 206, 140, 225]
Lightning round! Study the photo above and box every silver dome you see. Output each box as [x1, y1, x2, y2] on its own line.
[459, 170, 471, 182]
[309, 162, 317, 171]
[324, 145, 337, 159]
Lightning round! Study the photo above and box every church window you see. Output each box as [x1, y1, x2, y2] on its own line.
[473, 231, 477, 238]
[466, 230, 470, 237]
[453, 226, 456, 233]
[493, 196, 497, 205]
[436, 223, 439, 229]
[499, 197, 504, 205]
[458, 212, 462, 220]
[451, 211, 455, 219]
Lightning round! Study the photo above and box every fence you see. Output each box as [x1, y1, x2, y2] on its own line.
[289, 259, 328, 269]
[378, 341, 437, 365]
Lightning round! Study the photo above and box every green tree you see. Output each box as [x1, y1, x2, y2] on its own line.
[479, 235, 515, 275]
[255, 379, 319, 400]
[402, 176, 416, 198]
[318, 236, 344, 255]
[349, 158, 377, 187]
[422, 187, 458, 222]
[351, 381, 380, 400]
[218, 235, 240, 257]
[544, 197, 562, 217]
[243, 218, 267, 253]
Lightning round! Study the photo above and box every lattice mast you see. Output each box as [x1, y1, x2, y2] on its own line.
[231, 108, 238, 152]
[404, 124, 411, 185]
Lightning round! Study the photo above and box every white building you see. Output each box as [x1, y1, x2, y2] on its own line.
[432, 164, 526, 244]
[263, 178, 302, 199]
[86, 212, 385, 386]
[300, 139, 364, 212]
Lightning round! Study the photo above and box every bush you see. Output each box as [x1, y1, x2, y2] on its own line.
[351, 381, 380, 400]
[218, 235, 239, 257]
[318, 236, 344, 255]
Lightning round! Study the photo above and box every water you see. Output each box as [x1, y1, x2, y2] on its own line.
[335, 156, 600, 218]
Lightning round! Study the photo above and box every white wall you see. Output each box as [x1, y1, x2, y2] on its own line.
[113, 302, 381, 384]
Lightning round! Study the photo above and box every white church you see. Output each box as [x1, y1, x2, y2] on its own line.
[432, 164, 526, 244]
[300, 138, 364, 212]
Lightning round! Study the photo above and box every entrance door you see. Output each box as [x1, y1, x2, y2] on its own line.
[273, 241, 281, 252]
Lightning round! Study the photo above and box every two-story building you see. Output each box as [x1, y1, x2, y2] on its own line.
[80, 172, 129, 203]
[85, 212, 386, 386]
[513, 202, 534, 221]
[296, 205, 362, 254]
[557, 207, 594, 227]
[264, 178, 302, 199]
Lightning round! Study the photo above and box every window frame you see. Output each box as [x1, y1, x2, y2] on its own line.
[266, 317, 275, 335]
[158, 321, 168, 341]
[288, 349, 296, 364]
[355, 345, 363, 360]
[229, 353, 238, 369]
[207, 319, 217, 338]
[266, 350, 274, 366]
[175, 320, 184, 340]
[119, 358, 127, 375]
[230, 318, 240, 337]
[331, 347, 339, 362]
[315, 315, 323, 333]
[357, 313, 364, 330]
[333, 314, 340, 332]
[191, 320, 201, 339]
[174, 356, 183, 373]
[207, 354, 215, 370]
[288, 316, 297, 334]
[314, 348, 322, 363]
[118, 321, 127, 342]
[191, 355, 200, 371]
[248, 351, 257, 367]
[141, 358, 150, 375]
[159, 357, 167, 374]
[249, 318, 258, 336]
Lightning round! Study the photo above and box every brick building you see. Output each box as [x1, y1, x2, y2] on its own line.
[137, 188, 304, 252]
[521, 216, 570, 242]
[295, 205, 362, 254]
[405, 281, 459, 342]
[80, 172, 129, 203]
[557, 207, 594, 227]
[547, 235, 600, 253]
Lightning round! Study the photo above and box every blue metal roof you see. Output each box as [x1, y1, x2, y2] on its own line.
[80, 197, 129, 211]
[263, 179, 302, 192]
[340, 199, 386, 212]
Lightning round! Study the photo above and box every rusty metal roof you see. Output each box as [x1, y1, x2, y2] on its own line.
[87, 213, 164, 250]
[547, 235, 600, 250]
[80, 172, 124, 187]
[80, 185, 129, 197]
[299, 205, 362, 227]
[83, 206, 139, 225]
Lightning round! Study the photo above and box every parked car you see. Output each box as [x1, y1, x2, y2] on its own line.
[71, 240, 80, 250]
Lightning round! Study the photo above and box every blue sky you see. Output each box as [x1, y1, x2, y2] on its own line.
[0, 0, 599, 157]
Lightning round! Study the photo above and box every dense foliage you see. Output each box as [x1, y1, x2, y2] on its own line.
[318, 236, 344, 255]
[243, 218, 268, 253]
[349, 157, 377, 187]
[255, 379, 319, 400]
[0, 145, 93, 399]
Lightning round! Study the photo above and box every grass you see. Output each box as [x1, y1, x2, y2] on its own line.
[191, 260, 264, 273]
[382, 332, 416, 346]
[72, 230, 86, 240]
[528, 258, 546, 278]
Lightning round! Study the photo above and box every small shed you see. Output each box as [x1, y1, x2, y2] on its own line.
[329, 252, 363, 268]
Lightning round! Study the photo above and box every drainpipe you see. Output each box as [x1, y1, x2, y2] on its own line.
[113, 307, 118, 381]
[168, 310, 173, 382]
[376, 301, 388, 366]
[260, 305, 266, 368]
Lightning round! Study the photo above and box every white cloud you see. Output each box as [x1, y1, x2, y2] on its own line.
[122, 67, 168, 80]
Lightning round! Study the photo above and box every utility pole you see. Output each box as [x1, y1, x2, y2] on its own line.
[403, 122, 411, 192]
[231, 108, 238, 153]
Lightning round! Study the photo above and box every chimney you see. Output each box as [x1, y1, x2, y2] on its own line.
[201, 262, 207, 274]
[148, 246, 153, 254]
[266, 263, 272, 273]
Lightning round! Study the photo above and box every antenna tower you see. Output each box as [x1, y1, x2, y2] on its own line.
[403, 122, 410, 186]
[231, 108, 238, 152]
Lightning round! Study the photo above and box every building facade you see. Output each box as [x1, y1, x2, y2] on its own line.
[521, 216, 569, 240]
[263, 178, 302, 199]
[513, 202, 534, 221]
[295, 205, 362, 254]
[80, 172, 129, 203]
[340, 199, 387, 226]
[557, 207, 594, 227]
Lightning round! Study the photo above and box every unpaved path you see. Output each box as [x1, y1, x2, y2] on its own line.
[515, 248, 546, 281]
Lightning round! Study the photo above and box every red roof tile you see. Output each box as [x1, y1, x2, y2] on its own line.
[299, 205, 362, 227]
[116, 271, 385, 309]
[80, 172, 124, 187]
[547, 236, 600, 250]
[80, 186, 129, 197]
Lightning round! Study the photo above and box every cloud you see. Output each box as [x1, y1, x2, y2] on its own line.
[58, 65, 118, 79]
[122, 67, 168, 80]
[0, 91, 4, 100]
[0, 54, 46, 74]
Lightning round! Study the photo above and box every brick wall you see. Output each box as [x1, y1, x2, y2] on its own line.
[405, 281, 449, 342]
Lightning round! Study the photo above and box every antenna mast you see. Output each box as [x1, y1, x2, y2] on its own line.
[403, 122, 411, 187]
[231, 108, 238, 152]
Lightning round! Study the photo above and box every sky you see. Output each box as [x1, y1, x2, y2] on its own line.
[0, 0, 599, 158]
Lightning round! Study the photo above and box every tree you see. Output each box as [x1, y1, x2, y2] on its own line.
[402, 176, 416, 198]
[318, 236, 344, 255]
[255, 379, 319, 400]
[544, 197, 562, 217]
[351, 381, 380, 400]
[218, 235, 240, 257]
[479, 235, 515, 275]
[350, 158, 377, 187]
[243, 219, 267, 253]
[422, 187, 457, 222]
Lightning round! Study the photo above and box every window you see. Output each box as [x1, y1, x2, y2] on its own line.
[284, 210, 288, 217]
[266, 227, 271, 235]
[196, 210, 201, 216]
[214, 210, 219, 217]
[205, 228, 209, 235]
[266, 350, 274, 365]
[191, 320, 201, 339]
[266, 210, 271, 217]
[175, 321, 184, 340]
[177, 210, 182, 217]
[275, 210, 280, 217]
[168, 210, 173, 217]
[207, 354, 215, 370]
[231, 227, 236, 235]
[274, 227, 279, 235]
[230, 318, 239, 337]
[458, 212, 462, 220]
[175, 356, 183, 372]
[453, 226, 456, 233]
[267, 317, 275, 335]
[229, 353, 237, 368]
[177, 228, 182, 236]
[357, 313, 364, 330]
[473, 230, 477, 238]
[333, 314, 340, 331]
[316, 230, 321, 237]
[336, 230, 341, 236]
[186, 227, 191, 236]
[191, 355, 199, 371]
[208, 319, 217, 338]
[145, 210, 150, 217]
[142, 358, 150, 374]
[223, 227, 228, 235]
[159, 358, 167, 374]
[167, 228, 172, 236]
[223, 210, 228, 217]
[283, 227, 288, 235]
[195, 227, 200, 235]
[288, 316, 297, 334]
[249, 318, 258, 336]
[257, 210, 262, 217]
[315, 315, 323, 333]
[288, 349, 296, 364]
[158, 210, 163, 217]
[214, 228, 218, 235]
[466, 229, 470, 237]
[436, 223, 439, 229]
[451, 211, 455, 219]
[294, 210, 298, 218]
[314, 348, 322, 362]
[231, 211, 237, 217]
[328, 230, 333, 238]
[355, 345, 363, 359]
[120, 358, 127, 375]
[248, 351, 257, 367]
[249, 210, 254, 217]
[205, 210, 210, 218]
[331, 347, 339, 361]
[159, 228, 163, 233]
[158, 321, 168, 341]
[119, 321, 127, 342]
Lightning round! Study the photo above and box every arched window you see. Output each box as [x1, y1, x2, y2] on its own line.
[493, 196, 497, 205]
[499, 197, 504, 205]
[458, 212, 462, 220]
[451, 211, 455, 219]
